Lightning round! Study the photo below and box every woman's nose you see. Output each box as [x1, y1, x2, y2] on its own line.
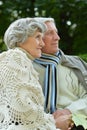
[40, 39, 45, 47]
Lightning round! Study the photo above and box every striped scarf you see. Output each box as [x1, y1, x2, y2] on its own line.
[35, 51, 62, 113]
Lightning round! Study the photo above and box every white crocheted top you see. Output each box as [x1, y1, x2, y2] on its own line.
[0, 48, 57, 130]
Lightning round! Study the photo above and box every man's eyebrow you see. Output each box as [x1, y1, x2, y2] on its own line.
[47, 29, 57, 31]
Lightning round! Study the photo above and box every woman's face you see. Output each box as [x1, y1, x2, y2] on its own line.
[19, 30, 45, 58]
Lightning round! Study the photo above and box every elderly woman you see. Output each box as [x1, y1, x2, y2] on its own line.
[0, 18, 58, 130]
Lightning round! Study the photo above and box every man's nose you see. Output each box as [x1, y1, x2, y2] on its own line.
[54, 32, 60, 40]
[57, 34, 60, 40]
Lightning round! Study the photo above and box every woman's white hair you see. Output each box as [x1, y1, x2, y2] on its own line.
[4, 17, 47, 49]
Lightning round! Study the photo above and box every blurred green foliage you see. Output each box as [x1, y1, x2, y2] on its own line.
[79, 54, 87, 62]
[0, 0, 87, 56]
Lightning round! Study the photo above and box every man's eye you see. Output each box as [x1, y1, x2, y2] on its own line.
[56, 32, 58, 34]
[46, 32, 52, 35]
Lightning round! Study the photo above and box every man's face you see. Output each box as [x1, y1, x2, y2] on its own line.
[42, 21, 60, 55]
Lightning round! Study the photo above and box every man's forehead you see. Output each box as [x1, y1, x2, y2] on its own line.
[46, 26, 58, 33]
[45, 22, 57, 30]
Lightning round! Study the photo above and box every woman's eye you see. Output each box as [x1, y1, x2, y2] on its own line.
[36, 35, 40, 39]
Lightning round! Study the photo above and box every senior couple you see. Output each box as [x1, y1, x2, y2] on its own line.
[0, 17, 87, 130]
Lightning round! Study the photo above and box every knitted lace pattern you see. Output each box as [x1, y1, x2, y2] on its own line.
[0, 48, 57, 130]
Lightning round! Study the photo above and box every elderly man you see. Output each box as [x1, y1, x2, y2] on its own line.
[33, 17, 87, 130]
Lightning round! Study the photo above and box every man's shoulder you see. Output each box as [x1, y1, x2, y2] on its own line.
[33, 61, 46, 75]
[65, 54, 87, 66]
[33, 61, 45, 69]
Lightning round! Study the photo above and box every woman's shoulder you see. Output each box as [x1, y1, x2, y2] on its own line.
[0, 48, 32, 68]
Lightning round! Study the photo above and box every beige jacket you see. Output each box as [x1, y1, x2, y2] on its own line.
[33, 50, 87, 115]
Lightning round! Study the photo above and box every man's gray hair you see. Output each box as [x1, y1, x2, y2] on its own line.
[34, 17, 55, 24]
[4, 17, 47, 49]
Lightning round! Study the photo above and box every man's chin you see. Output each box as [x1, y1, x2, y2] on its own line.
[53, 48, 59, 54]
